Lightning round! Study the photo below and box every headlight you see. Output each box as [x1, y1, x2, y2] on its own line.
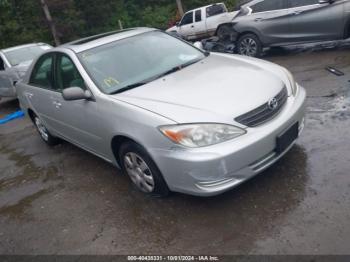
[159, 123, 246, 148]
[282, 68, 298, 96]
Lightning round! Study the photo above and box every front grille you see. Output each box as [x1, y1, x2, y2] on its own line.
[235, 87, 288, 127]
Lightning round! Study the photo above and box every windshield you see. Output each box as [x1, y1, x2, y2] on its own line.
[4, 45, 52, 66]
[78, 31, 206, 94]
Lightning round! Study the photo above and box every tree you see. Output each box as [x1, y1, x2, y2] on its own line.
[176, 0, 184, 16]
[40, 0, 60, 45]
[0, 0, 238, 49]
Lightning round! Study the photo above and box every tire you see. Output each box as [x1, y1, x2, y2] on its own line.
[217, 25, 232, 41]
[33, 114, 60, 146]
[237, 34, 263, 57]
[119, 141, 170, 197]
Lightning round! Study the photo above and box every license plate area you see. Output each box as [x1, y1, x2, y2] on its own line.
[276, 122, 299, 154]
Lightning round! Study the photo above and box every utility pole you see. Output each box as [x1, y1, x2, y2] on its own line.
[39, 0, 60, 46]
[176, 0, 184, 16]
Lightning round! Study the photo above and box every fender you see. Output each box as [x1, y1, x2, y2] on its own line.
[216, 23, 265, 45]
[236, 27, 265, 45]
[215, 23, 236, 35]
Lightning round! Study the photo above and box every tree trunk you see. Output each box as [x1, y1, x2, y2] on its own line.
[176, 0, 184, 16]
[39, 0, 60, 46]
[118, 20, 123, 30]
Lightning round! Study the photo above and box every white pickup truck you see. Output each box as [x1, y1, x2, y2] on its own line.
[166, 3, 239, 41]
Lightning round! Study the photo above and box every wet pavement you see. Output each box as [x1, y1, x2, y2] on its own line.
[0, 41, 350, 255]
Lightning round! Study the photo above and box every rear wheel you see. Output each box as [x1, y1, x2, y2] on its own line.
[119, 141, 170, 197]
[33, 114, 60, 146]
[237, 34, 262, 57]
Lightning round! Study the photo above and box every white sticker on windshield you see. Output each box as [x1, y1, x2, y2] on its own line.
[179, 54, 198, 61]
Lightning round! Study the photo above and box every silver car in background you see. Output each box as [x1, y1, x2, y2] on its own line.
[218, 0, 350, 57]
[0, 43, 52, 98]
[16, 28, 306, 197]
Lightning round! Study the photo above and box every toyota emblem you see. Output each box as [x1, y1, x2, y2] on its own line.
[268, 98, 278, 110]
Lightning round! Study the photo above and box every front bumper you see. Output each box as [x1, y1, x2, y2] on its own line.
[149, 86, 307, 196]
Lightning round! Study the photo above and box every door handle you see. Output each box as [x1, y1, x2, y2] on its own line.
[191, 25, 194, 28]
[254, 18, 263, 22]
[293, 11, 303, 15]
[53, 101, 62, 109]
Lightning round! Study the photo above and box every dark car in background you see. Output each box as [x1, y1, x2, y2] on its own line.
[217, 0, 350, 57]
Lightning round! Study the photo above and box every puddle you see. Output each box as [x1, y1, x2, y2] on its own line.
[308, 87, 350, 124]
[0, 144, 62, 189]
[0, 143, 63, 219]
[0, 188, 53, 219]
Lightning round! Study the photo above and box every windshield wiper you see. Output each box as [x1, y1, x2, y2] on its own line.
[110, 82, 147, 94]
[110, 58, 203, 95]
[155, 58, 203, 79]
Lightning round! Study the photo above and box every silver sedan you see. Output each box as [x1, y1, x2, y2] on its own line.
[16, 28, 306, 197]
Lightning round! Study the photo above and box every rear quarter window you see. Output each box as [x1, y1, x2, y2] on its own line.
[290, 0, 319, 8]
[251, 0, 288, 13]
[206, 4, 227, 17]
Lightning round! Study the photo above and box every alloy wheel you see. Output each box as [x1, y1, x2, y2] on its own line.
[239, 37, 258, 57]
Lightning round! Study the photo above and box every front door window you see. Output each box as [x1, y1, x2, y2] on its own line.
[56, 54, 86, 91]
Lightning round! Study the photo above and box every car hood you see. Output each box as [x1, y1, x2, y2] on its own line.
[166, 25, 178, 32]
[12, 60, 32, 72]
[112, 53, 289, 125]
[228, 11, 240, 20]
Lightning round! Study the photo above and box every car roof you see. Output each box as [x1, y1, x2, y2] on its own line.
[1, 43, 51, 53]
[61, 27, 157, 53]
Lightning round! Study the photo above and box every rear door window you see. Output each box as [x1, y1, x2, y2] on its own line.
[181, 12, 194, 25]
[195, 10, 202, 22]
[251, 0, 288, 13]
[289, 0, 319, 8]
[206, 4, 227, 17]
[29, 54, 54, 89]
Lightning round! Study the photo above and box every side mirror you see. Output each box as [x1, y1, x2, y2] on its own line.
[62, 87, 93, 101]
[193, 41, 204, 50]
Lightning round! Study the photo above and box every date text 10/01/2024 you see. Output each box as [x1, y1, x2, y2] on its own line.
[127, 256, 220, 261]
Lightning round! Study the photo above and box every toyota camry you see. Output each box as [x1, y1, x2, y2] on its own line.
[16, 28, 306, 197]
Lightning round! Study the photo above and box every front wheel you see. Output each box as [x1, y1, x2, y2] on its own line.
[119, 141, 170, 197]
[217, 25, 232, 41]
[237, 34, 262, 57]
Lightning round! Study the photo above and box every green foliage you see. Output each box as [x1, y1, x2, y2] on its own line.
[0, 0, 238, 49]
[0, 0, 51, 48]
